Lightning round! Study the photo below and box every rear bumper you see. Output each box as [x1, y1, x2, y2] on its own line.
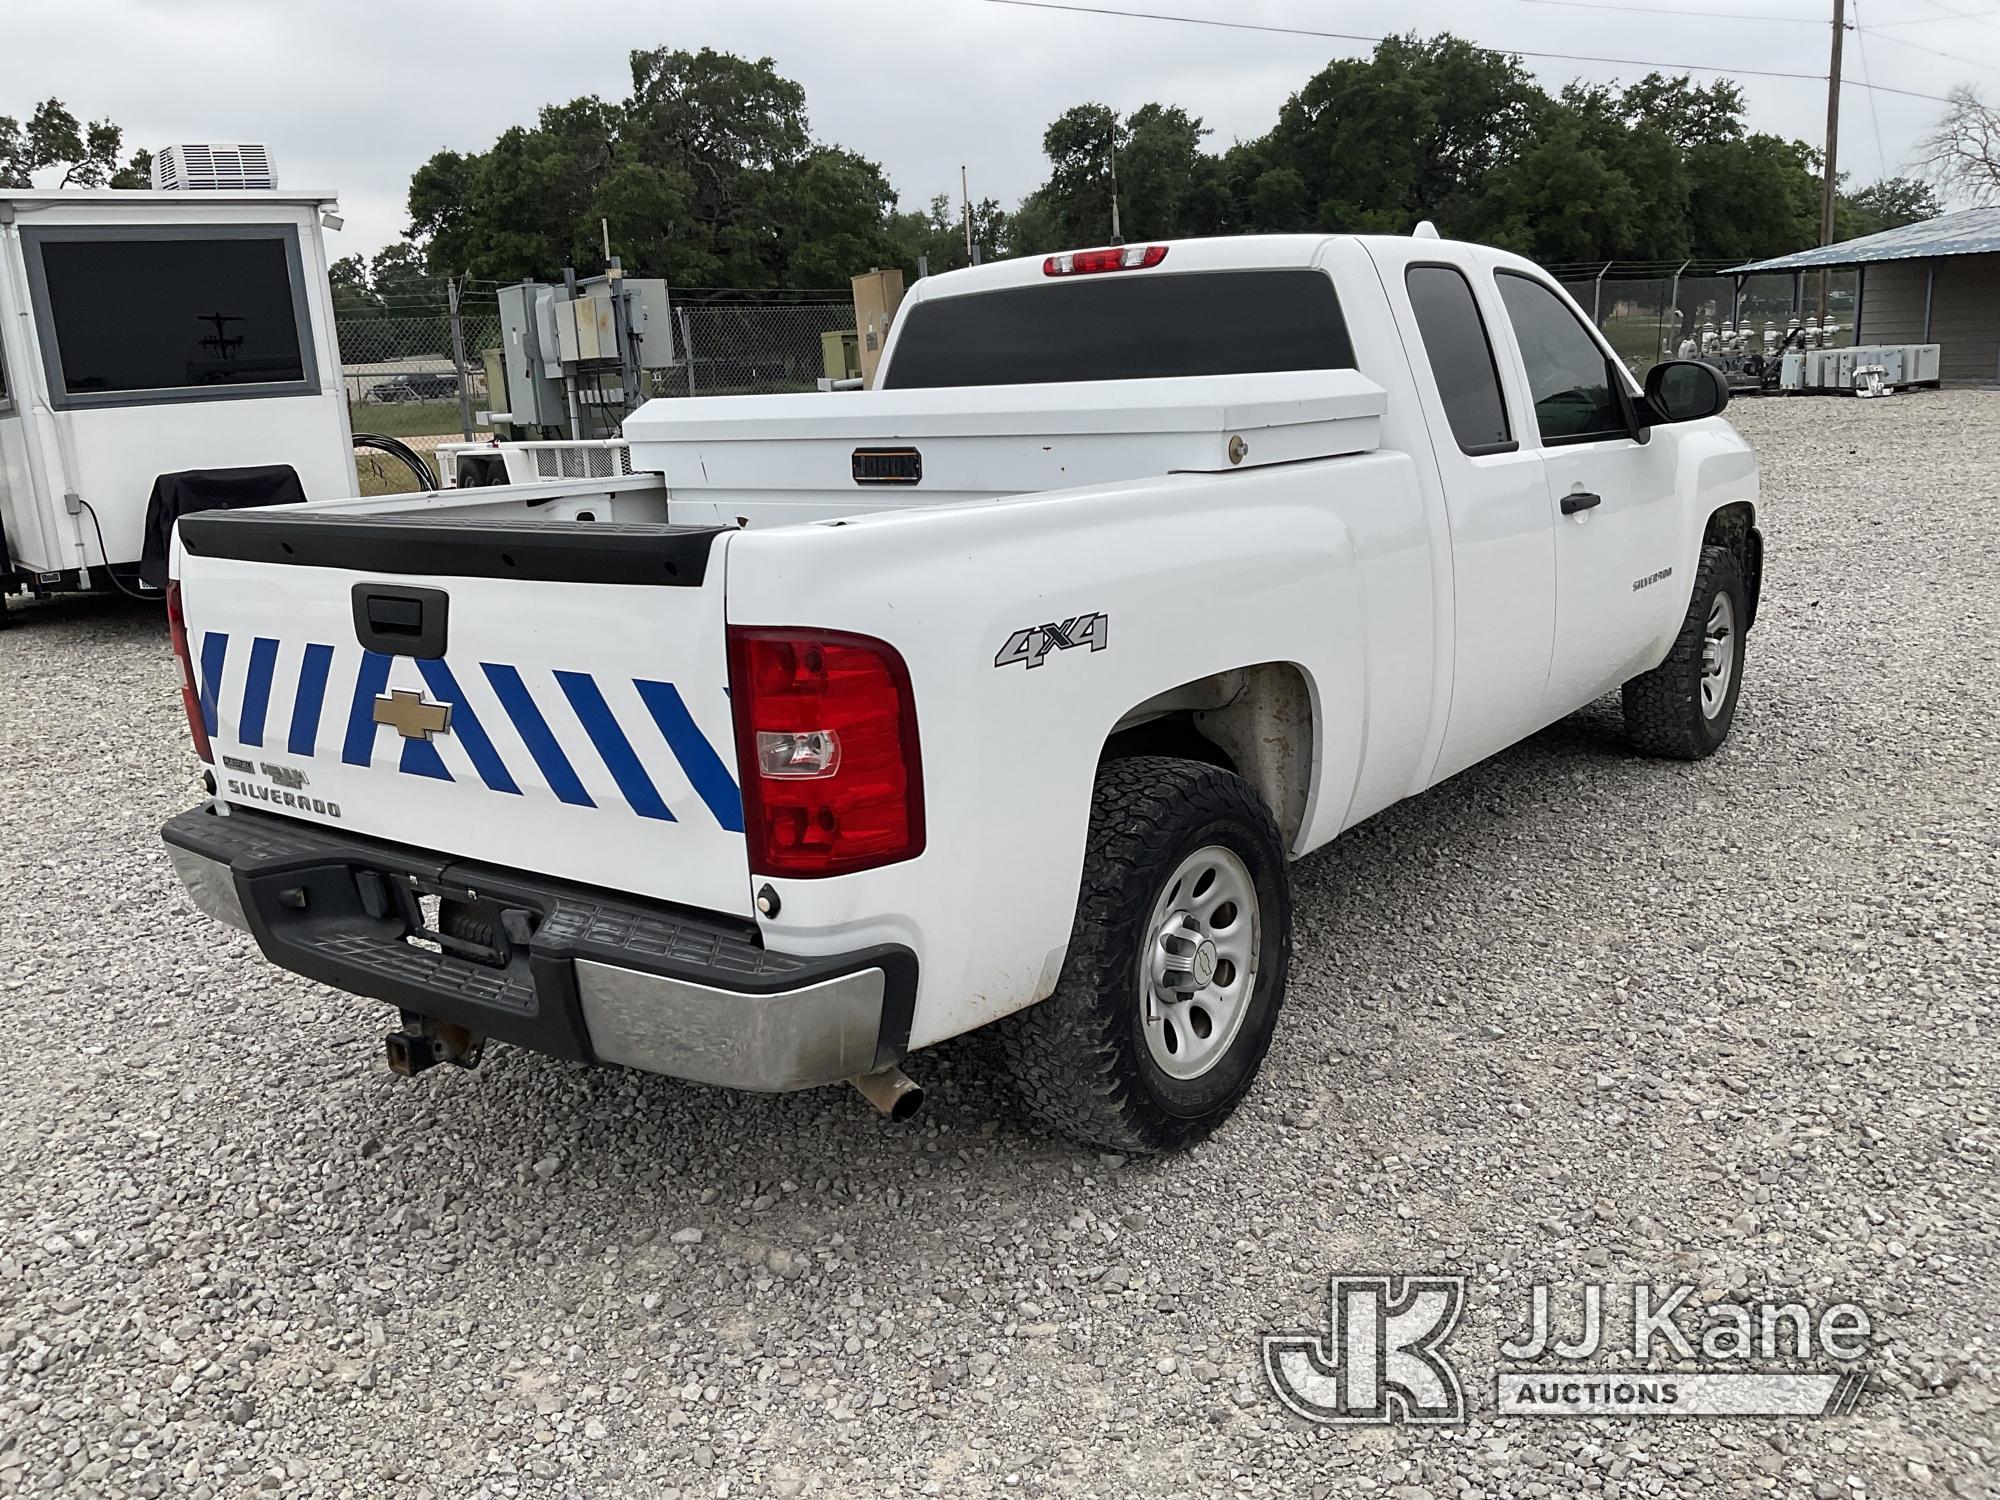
[162, 804, 915, 1091]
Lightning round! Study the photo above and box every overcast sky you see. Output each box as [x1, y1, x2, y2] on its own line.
[2, 0, 1992, 260]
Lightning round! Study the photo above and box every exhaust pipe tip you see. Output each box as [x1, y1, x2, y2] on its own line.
[851, 1066, 923, 1122]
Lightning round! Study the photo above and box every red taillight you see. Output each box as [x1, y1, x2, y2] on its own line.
[1043, 244, 1169, 276]
[727, 627, 923, 878]
[165, 581, 213, 764]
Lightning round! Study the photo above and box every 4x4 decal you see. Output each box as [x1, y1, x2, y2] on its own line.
[994, 612, 1110, 669]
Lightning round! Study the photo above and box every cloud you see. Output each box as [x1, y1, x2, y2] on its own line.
[0, 0, 1953, 259]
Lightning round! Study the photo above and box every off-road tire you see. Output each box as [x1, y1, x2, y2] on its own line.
[996, 756, 1291, 1154]
[1622, 542, 1748, 759]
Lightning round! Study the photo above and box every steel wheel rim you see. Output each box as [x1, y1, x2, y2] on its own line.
[1140, 844, 1261, 1081]
[1700, 591, 1736, 718]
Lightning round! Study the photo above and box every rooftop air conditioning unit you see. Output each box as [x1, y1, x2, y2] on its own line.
[150, 143, 277, 191]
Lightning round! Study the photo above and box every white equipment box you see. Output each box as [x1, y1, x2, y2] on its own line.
[1786, 343, 1942, 395]
[624, 369, 1386, 526]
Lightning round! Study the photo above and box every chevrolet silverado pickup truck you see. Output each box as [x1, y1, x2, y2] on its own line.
[162, 232, 1761, 1153]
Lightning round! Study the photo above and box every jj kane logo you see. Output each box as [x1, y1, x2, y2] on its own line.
[1262, 1275, 1872, 1424]
[1263, 1275, 1468, 1425]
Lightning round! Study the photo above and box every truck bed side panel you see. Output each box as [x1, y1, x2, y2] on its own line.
[726, 453, 1430, 1049]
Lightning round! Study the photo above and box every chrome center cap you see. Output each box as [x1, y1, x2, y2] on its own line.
[1190, 939, 1218, 989]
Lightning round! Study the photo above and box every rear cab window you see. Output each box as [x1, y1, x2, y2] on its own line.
[1404, 264, 1513, 455]
[880, 268, 1355, 389]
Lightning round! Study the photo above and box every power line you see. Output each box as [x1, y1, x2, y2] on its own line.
[1513, 0, 1825, 24]
[1864, 2, 2000, 26]
[1860, 17, 2000, 67]
[1907, 0, 2000, 28]
[1850, 75, 1974, 98]
[979, 0, 1375, 47]
[1853, 1, 1892, 178]
[976, 0, 1958, 101]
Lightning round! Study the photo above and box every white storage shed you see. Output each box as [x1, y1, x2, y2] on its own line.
[1730, 206, 2000, 387]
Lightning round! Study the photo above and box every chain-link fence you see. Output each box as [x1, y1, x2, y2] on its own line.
[1551, 264, 1860, 376]
[333, 291, 861, 492]
[330, 261, 1863, 487]
[659, 301, 860, 398]
[336, 288, 501, 492]
[336, 298, 855, 415]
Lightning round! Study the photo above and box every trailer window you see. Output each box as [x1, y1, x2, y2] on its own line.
[22, 226, 316, 408]
[880, 268, 1355, 389]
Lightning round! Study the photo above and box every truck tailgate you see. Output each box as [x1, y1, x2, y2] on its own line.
[174, 510, 752, 919]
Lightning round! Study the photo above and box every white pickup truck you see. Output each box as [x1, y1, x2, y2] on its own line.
[162, 232, 1761, 1153]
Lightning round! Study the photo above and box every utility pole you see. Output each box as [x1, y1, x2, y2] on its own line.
[962, 165, 974, 263]
[446, 274, 474, 442]
[1818, 0, 1845, 320]
[1108, 118, 1122, 243]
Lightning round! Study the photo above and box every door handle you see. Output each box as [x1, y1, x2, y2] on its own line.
[1561, 491, 1603, 516]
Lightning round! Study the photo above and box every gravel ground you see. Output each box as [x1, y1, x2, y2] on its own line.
[0, 391, 1994, 1500]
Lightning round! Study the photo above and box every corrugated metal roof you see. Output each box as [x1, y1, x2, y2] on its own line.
[1727, 206, 2000, 273]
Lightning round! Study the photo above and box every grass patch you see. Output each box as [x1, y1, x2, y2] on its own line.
[1601, 313, 1668, 370]
[355, 452, 425, 496]
[348, 399, 472, 439]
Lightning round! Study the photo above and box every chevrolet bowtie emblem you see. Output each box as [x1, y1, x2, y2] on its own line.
[373, 689, 452, 741]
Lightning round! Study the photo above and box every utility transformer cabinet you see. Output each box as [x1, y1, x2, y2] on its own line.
[0, 181, 354, 603]
[490, 271, 674, 440]
[852, 268, 905, 388]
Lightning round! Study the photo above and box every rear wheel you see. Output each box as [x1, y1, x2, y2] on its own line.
[996, 756, 1291, 1154]
[1622, 543, 1747, 759]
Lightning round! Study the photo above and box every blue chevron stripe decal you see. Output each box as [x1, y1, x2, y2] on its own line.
[231, 647, 739, 830]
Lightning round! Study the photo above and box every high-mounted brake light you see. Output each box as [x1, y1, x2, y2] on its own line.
[727, 627, 924, 878]
[165, 581, 213, 764]
[1043, 244, 1169, 276]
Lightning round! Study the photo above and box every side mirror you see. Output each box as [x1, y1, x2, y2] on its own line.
[1644, 359, 1729, 423]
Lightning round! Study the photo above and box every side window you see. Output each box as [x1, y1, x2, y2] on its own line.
[1495, 272, 1626, 443]
[1405, 264, 1512, 454]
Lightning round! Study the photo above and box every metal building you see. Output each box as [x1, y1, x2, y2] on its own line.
[1729, 206, 2000, 386]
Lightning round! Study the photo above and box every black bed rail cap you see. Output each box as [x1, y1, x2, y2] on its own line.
[176, 510, 725, 586]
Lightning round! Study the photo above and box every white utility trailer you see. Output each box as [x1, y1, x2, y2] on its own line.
[0, 186, 354, 604]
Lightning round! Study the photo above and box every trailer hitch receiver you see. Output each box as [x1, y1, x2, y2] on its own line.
[385, 1012, 486, 1076]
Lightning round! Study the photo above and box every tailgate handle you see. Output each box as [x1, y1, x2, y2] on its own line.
[352, 584, 449, 659]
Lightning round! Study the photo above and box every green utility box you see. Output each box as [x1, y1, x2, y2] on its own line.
[821, 329, 862, 383]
